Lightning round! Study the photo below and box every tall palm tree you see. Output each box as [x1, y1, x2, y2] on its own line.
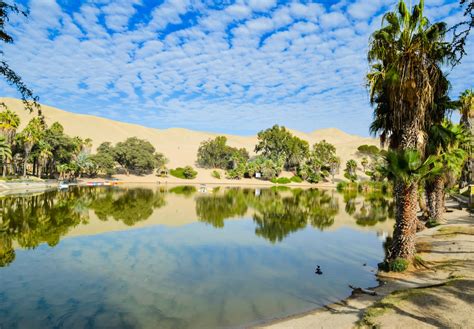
[17, 117, 45, 177]
[367, 0, 453, 261]
[0, 136, 12, 174]
[0, 109, 20, 177]
[458, 89, 474, 184]
[425, 121, 468, 222]
[36, 140, 52, 179]
[379, 149, 442, 258]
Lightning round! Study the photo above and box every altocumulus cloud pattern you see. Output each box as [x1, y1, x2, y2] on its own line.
[2, 0, 473, 135]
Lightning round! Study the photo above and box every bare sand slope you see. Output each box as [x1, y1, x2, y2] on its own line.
[1, 98, 379, 181]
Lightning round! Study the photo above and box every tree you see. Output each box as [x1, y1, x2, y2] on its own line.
[0, 135, 11, 171]
[255, 125, 308, 170]
[114, 137, 163, 175]
[17, 117, 44, 177]
[449, 0, 473, 63]
[425, 121, 468, 222]
[35, 140, 52, 178]
[328, 156, 341, 183]
[367, 0, 453, 262]
[197, 136, 248, 170]
[457, 89, 474, 184]
[379, 149, 442, 259]
[90, 152, 115, 176]
[0, 1, 39, 112]
[361, 157, 369, 173]
[344, 159, 358, 182]
[0, 109, 19, 176]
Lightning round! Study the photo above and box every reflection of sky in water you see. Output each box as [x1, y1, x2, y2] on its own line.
[0, 219, 383, 329]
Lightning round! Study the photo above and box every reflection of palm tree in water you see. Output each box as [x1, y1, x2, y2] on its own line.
[353, 196, 394, 227]
[0, 189, 90, 267]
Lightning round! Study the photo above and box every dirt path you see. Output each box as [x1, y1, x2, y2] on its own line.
[259, 199, 474, 329]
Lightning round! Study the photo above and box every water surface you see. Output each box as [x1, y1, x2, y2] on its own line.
[0, 186, 393, 328]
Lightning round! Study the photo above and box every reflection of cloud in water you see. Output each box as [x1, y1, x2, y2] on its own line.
[0, 186, 394, 328]
[1, 220, 384, 328]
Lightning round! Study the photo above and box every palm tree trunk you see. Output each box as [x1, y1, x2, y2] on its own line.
[433, 176, 445, 222]
[389, 181, 418, 261]
[426, 181, 436, 219]
[23, 158, 27, 177]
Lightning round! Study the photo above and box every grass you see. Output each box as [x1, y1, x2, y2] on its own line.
[290, 175, 303, 183]
[436, 226, 474, 238]
[211, 170, 221, 179]
[170, 166, 197, 179]
[271, 177, 291, 184]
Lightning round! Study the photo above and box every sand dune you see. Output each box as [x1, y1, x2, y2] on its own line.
[1, 97, 379, 182]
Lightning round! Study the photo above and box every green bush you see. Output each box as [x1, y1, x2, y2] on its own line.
[271, 177, 291, 184]
[290, 175, 303, 183]
[211, 170, 221, 179]
[389, 258, 409, 272]
[170, 166, 197, 179]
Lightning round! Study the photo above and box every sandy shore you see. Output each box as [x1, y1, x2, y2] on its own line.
[76, 172, 339, 188]
[258, 199, 474, 329]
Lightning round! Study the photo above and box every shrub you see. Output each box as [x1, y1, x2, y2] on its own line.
[226, 163, 246, 179]
[211, 170, 221, 179]
[290, 175, 303, 183]
[389, 258, 409, 272]
[271, 177, 291, 184]
[170, 166, 197, 179]
[197, 136, 249, 169]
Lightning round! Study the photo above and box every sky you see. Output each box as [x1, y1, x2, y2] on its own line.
[2, 0, 473, 136]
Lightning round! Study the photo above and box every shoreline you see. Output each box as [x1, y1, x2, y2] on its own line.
[257, 198, 474, 328]
[0, 177, 338, 192]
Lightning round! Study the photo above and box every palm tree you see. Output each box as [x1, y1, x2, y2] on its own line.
[425, 121, 469, 222]
[367, 0, 452, 261]
[36, 141, 52, 179]
[458, 89, 474, 184]
[0, 136, 12, 174]
[0, 110, 20, 177]
[379, 149, 442, 259]
[17, 117, 45, 177]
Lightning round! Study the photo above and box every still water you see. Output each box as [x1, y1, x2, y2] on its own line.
[0, 186, 393, 328]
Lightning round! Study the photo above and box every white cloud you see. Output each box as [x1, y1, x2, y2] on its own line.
[1, 0, 472, 136]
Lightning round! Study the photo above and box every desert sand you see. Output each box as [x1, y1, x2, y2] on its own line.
[1, 97, 379, 184]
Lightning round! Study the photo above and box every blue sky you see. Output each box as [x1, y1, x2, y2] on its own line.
[2, 0, 473, 136]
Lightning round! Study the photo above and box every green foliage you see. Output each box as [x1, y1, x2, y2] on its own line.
[114, 137, 163, 175]
[90, 152, 115, 176]
[389, 258, 409, 272]
[379, 149, 442, 185]
[255, 125, 309, 171]
[211, 170, 221, 179]
[344, 159, 358, 182]
[197, 136, 249, 170]
[170, 166, 197, 179]
[270, 177, 291, 184]
[290, 175, 303, 183]
[357, 144, 380, 157]
[298, 140, 339, 183]
[226, 162, 246, 179]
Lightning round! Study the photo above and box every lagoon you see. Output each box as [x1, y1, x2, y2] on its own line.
[0, 186, 393, 328]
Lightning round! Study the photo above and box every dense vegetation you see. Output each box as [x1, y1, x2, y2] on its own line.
[197, 136, 249, 170]
[365, 0, 473, 269]
[195, 125, 341, 183]
[0, 111, 168, 179]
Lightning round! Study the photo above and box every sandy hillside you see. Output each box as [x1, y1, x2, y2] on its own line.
[1, 98, 379, 180]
